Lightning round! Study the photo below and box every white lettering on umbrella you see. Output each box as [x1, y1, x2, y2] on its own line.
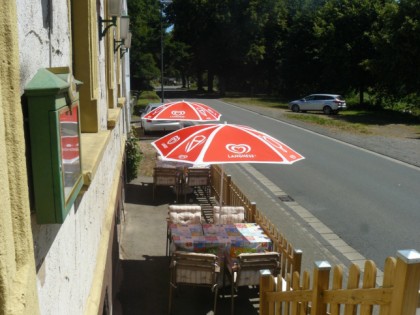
[185, 135, 207, 152]
[227, 154, 256, 158]
[171, 110, 185, 116]
[226, 144, 256, 158]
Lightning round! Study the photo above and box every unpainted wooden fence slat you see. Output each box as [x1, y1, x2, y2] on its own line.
[360, 260, 377, 315]
[330, 265, 343, 315]
[344, 263, 360, 315]
[379, 257, 396, 315]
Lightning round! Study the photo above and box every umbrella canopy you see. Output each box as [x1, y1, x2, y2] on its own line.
[151, 123, 304, 165]
[142, 100, 221, 122]
[152, 123, 304, 208]
[152, 123, 304, 207]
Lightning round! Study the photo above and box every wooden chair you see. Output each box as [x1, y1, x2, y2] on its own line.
[168, 251, 220, 314]
[166, 204, 202, 255]
[224, 252, 280, 315]
[213, 206, 245, 224]
[184, 167, 211, 202]
[153, 167, 181, 202]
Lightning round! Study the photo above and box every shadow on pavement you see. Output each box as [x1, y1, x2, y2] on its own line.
[117, 256, 260, 315]
[125, 182, 180, 206]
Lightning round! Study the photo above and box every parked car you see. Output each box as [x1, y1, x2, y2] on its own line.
[141, 103, 184, 135]
[288, 94, 347, 115]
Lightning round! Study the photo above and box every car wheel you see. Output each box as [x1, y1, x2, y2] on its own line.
[323, 106, 332, 115]
[291, 104, 300, 113]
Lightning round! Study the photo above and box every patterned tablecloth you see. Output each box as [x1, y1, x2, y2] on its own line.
[170, 223, 272, 260]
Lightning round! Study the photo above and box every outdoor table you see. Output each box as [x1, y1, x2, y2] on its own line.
[170, 223, 272, 262]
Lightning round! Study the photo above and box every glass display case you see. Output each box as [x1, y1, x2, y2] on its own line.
[25, 67, 83, 224]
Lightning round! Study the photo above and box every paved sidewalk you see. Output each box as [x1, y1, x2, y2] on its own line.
[117, 176, 261, 315]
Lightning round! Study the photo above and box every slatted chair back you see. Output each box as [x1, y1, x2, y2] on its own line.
[185, 167, 211, 202]
[153, 167, 180, 201]
[186, 168, 211, 186]
[226, 252, 280, 315]
[169, 251, 220, 314]
[235, 252, 280, 286]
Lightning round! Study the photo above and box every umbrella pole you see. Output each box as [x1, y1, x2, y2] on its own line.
[219, 164, 225, 223]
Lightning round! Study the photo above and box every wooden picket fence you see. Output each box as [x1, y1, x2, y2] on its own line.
[210, 165, 420, 314]
[259, 250, 420, 315]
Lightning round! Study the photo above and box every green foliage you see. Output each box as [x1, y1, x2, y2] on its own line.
[139, 90, 160, 100]
[125, 131, 142, 183]
[131, 0, 419, 112]
[134, 53, 160, 89]
[369, 0, 420, 100]
[132, 91, 161, 116]
[285, 113, 371, 134]
[128, 0, 161, 90]
[222, 96, 289, 109]
[373, 93, 420, 117]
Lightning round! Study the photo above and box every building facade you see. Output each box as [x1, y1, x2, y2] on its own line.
[0, 0, 131, 314]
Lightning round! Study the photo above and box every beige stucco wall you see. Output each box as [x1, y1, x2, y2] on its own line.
[1, 0, 130, 313]
[0, 1, 40, 314]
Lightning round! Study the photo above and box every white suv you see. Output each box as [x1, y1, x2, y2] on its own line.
[288, 94, 347, 115]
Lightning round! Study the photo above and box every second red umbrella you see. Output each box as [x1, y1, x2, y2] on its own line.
[142, 100, 221, 122]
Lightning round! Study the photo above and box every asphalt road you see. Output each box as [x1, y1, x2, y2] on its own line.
[177, 98, 420, 270]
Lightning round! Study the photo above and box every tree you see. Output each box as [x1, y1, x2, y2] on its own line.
[370, 0, 420, 106]
[168, 0, 286, 94]
[129, 0, 418, 107]
[312, 0, 381, 104]
[128, 0, 162, 90]
[164, 34, 193, 88]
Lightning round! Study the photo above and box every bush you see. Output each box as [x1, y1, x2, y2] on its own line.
[133, 104, 144, 116]
[125, 130, 142, 182]
[139, 91, 160, 100]
[132, 91, 162, 116]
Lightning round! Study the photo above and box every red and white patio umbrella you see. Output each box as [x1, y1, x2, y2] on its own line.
[151, 123, 304, 206]
[142, 100, 222, 122]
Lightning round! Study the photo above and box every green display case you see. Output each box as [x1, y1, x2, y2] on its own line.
[25, 67, 84, 224]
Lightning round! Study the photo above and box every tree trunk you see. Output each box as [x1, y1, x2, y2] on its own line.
[218, 75, 226, 96]
[359, 84, 364, 105]
[181, 72, 187, 88]
[197, 71, 204, 91]
[208, 71, 214, 93]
